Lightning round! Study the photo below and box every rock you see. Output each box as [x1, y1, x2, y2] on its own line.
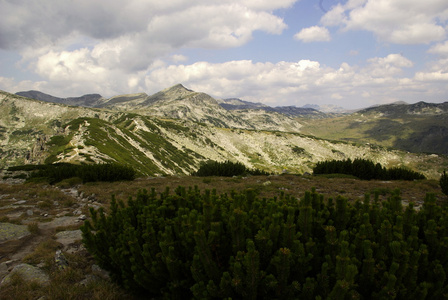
[55, 250, 69, 270]
[26, 209, 33, 216]
[78, 215, 87, 221]
[0, 262, 9, 281]
[262, 181, 271, 186]
[79, 274, 99, 286]
[55, 230, 83, 251]
[0, 223, 30, 242]
[92, 264, 110, 279]
[13, 200, 26, 205]
[1, 263, 50, 286]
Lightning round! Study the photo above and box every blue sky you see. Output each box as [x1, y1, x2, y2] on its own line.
[1, 0, 448, 109]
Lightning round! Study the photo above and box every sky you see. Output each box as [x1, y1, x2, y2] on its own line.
[1, 0, 448, 109]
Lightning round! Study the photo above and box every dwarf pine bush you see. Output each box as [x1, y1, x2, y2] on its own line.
[441, 170, 448, 196]
[81, 186, 448, 299]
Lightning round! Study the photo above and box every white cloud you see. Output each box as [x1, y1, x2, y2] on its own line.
[294, 26, 331, 42]
[321, 0, 448, 44]
[0, 0, 292, 75]
[428, 41, 448, 57]
[140, 53, 437, 108]
[3, 52, 448, 108]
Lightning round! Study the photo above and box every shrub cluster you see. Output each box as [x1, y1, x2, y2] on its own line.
[441, 170, 448, 196]
[23, 163, 136, 183]
[82, 186, 448, 299]
[313, 158, 425, 180]
[192, 160, 270, 177]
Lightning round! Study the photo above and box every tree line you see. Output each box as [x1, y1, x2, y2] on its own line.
[313, 158, 426, 181]
[11, 163, 136, 183]
[192, 160, 270, 177]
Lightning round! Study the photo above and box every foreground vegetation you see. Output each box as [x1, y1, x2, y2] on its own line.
[81, 184, 448, 299]
[1, 170, 447, 299]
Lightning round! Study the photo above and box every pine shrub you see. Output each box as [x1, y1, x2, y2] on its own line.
[441, 170, 448, 196]
[81, 186, 448, 299]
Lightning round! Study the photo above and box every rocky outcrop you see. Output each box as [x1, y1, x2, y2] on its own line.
[1, 263, 50, 286]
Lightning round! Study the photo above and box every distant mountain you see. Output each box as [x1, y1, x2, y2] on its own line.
[358, 101, 448, 116]
[2, 89, 445, 179]
[217, 98, 270, 110]
[8, 85, 448, 169]
[300, 100, 448, 156]
[219, 98, 329, 118]
[16, 90, 104, 107]
[98, 84, 304, 132]
[302, 103, 349, 113]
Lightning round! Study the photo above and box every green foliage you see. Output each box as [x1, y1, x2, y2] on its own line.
[25, 163, 136, 184]
[441, 170, 448, 196]
[192, 160, 271, 177]
[82, 186, 448, 299]
[313, 158, 425, 180]
[291, 146, 306, 155]
[46, 135, 70, 147]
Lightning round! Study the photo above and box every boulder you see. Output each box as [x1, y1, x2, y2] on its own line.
[1, 263, 50, 286]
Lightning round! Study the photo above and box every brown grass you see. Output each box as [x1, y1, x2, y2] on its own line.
[78, 175, 446, 210]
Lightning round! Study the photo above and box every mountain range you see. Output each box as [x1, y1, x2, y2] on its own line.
[1, 84, 447, 179]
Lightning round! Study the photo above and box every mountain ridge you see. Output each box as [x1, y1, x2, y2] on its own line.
[2, 86, 448, 179]
[16, 90, 105, 107]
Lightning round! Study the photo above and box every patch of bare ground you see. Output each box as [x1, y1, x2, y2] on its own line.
[0, 175, 445, 299]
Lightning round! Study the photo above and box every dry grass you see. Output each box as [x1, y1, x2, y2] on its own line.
[78, 175, 446, 210]
[27, 222, 40, 235]
[22, 238, 61, 267]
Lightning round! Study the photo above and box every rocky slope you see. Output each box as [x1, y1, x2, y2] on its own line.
[1, 89, 447, 179]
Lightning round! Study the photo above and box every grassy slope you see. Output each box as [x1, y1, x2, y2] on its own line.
[299, 111, 448, 155]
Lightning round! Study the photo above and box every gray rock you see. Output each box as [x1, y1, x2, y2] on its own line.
[55, 229, 82, 250]
[0, 223, 30, 242]
[0, 262, 9, 281]
[1, 263, 50, 286]
[55, 250, 69, 270]
[26, 209, 33, 216]
[92, 264, 110, 279]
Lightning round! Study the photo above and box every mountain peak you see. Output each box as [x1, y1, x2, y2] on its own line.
[164, 83, 193, 93]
